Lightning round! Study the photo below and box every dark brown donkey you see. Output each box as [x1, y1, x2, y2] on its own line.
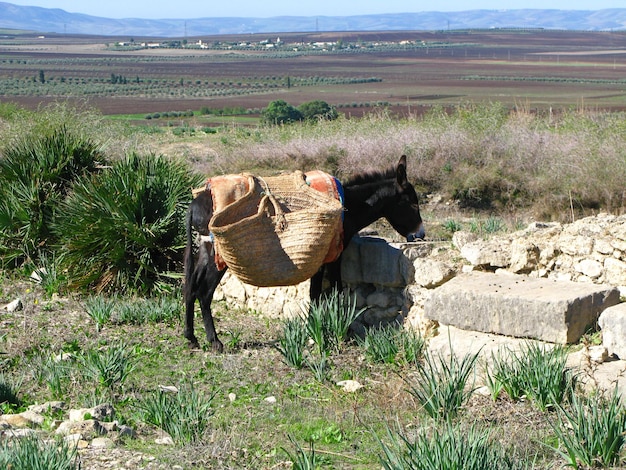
[183, 155, 425, 351]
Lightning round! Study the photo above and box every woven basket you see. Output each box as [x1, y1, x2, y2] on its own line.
[208, 171, 343, 287]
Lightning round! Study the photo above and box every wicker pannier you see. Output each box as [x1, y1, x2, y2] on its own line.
[208, 171, 344, 287]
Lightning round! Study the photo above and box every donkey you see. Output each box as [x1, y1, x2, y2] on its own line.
[183, 155, 425, 351]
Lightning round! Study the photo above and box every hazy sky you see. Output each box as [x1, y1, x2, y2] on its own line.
[4, 1, 626, 19]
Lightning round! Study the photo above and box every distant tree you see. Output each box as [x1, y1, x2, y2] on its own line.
[261, 100, 302, 125]
[38, 70, 45, 84]
[298, 100, 339, 122]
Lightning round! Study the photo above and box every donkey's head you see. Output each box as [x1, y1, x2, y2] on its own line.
[377, 155, 425, 241]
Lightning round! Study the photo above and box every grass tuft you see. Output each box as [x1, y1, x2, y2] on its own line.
[135, 382, 215, 444]
[0, 434, 79, 470]
[550, 388, 626, 468]
[486, 341, 574, 411]
[406, 348, 480, 420]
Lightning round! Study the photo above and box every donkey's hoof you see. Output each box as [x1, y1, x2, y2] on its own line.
[211, 340, 224, 353]
[187, 337, 200, 349]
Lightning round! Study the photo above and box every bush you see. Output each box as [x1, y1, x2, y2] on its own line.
[0, 126, 103, 266]
[262, 99, 302, 125]
[53, 153, 202, 293]
[298, 100, 339, 122]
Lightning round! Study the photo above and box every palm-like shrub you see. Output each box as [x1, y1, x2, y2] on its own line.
[0, 125, 103, 266]
[54, 153, 201, 293]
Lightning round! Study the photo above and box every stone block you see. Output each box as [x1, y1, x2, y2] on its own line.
[341, 236, 407, 287]
[424, 272, 620, 344]
[598, 303, 626, 359]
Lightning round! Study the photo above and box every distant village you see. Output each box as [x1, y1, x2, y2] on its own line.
[111, 36, 432, 52]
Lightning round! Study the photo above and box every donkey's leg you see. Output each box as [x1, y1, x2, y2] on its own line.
[184, 241, 210, 348]
[198, 261, 227, 352]
[309, 266, 325, 303]
[325, 257, 343, 292]
[183, 280, 200, 348]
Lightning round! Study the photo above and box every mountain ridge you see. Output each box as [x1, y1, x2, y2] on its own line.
[1, 2, 626, 37]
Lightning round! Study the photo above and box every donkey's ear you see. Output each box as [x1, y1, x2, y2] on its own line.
[396, 155, 408, 185]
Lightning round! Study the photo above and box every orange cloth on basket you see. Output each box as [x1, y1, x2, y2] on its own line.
[203, 171, 344, 272]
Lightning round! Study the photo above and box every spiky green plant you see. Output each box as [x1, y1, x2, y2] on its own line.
[486, 342, 575, 411]
[282, 435, 320, 470]
[550, 388, 626, 468]
[79, 344, 135, 390]
[0, 125, 103, 266]
[85, 295, 115, 332]
[378, 422, 530, 470]
[0, 372, 21, 410]
[406, 349, 480, 420]
[399, 327, 426, 364]
[359, 325, 400, 364]
[135, 382, 215, 444]
[0, 434, 78, 470]
[32, 353, 73, 400]
[53, 153, 202, 293]
[277, 316, 308, 368]
[302, 290, 364, 355]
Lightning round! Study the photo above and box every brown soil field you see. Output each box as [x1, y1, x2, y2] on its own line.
[1, 29, 626, 116]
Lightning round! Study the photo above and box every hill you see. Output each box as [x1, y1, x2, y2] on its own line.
[1, 2, 626, 37]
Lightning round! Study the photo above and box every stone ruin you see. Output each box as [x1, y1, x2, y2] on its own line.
[217, 212, 626, 395]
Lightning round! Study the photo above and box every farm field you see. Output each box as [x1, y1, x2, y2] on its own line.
[1, 29, 626, 119]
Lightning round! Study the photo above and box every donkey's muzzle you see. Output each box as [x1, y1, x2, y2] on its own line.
[406, 223, 425, 242]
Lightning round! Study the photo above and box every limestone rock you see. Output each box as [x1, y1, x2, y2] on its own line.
[599, 303, 626, 359]
[425, 271, 620, 343]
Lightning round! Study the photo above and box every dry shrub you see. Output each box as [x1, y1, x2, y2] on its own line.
[164, 104, 626, 219]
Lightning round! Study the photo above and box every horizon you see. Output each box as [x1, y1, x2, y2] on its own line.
[2, 0, 626, 20]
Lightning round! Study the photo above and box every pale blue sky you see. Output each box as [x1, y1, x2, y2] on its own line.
[4, 0, 626, 19]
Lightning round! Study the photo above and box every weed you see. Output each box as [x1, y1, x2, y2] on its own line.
[399, 327, 426, 364]
[277, 316, 308, 368]
[378, 422, 529, 470]
[0, 372, 21, 409]
[112, 296, 180, 325]
[406, 349, 480, 420]
[282, 435, 320, 470]
[482, 216, 506, 234]
[135, 382, 215, 444]
[0, 434, 79, 470]
[30, 252, 66, 297]
[486, 342, 574, 411]
[85, 295, 114, 332]
[550, 388, 626, 468]
[359, 325, 400, 364]
[225, 327, 244, 350]
[302, 290, 364, 355]
[79, 344, 135, 390]
[33, 353, 73, 400]
[443, 218, 463, 233]
[306, 351, 332, 382]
